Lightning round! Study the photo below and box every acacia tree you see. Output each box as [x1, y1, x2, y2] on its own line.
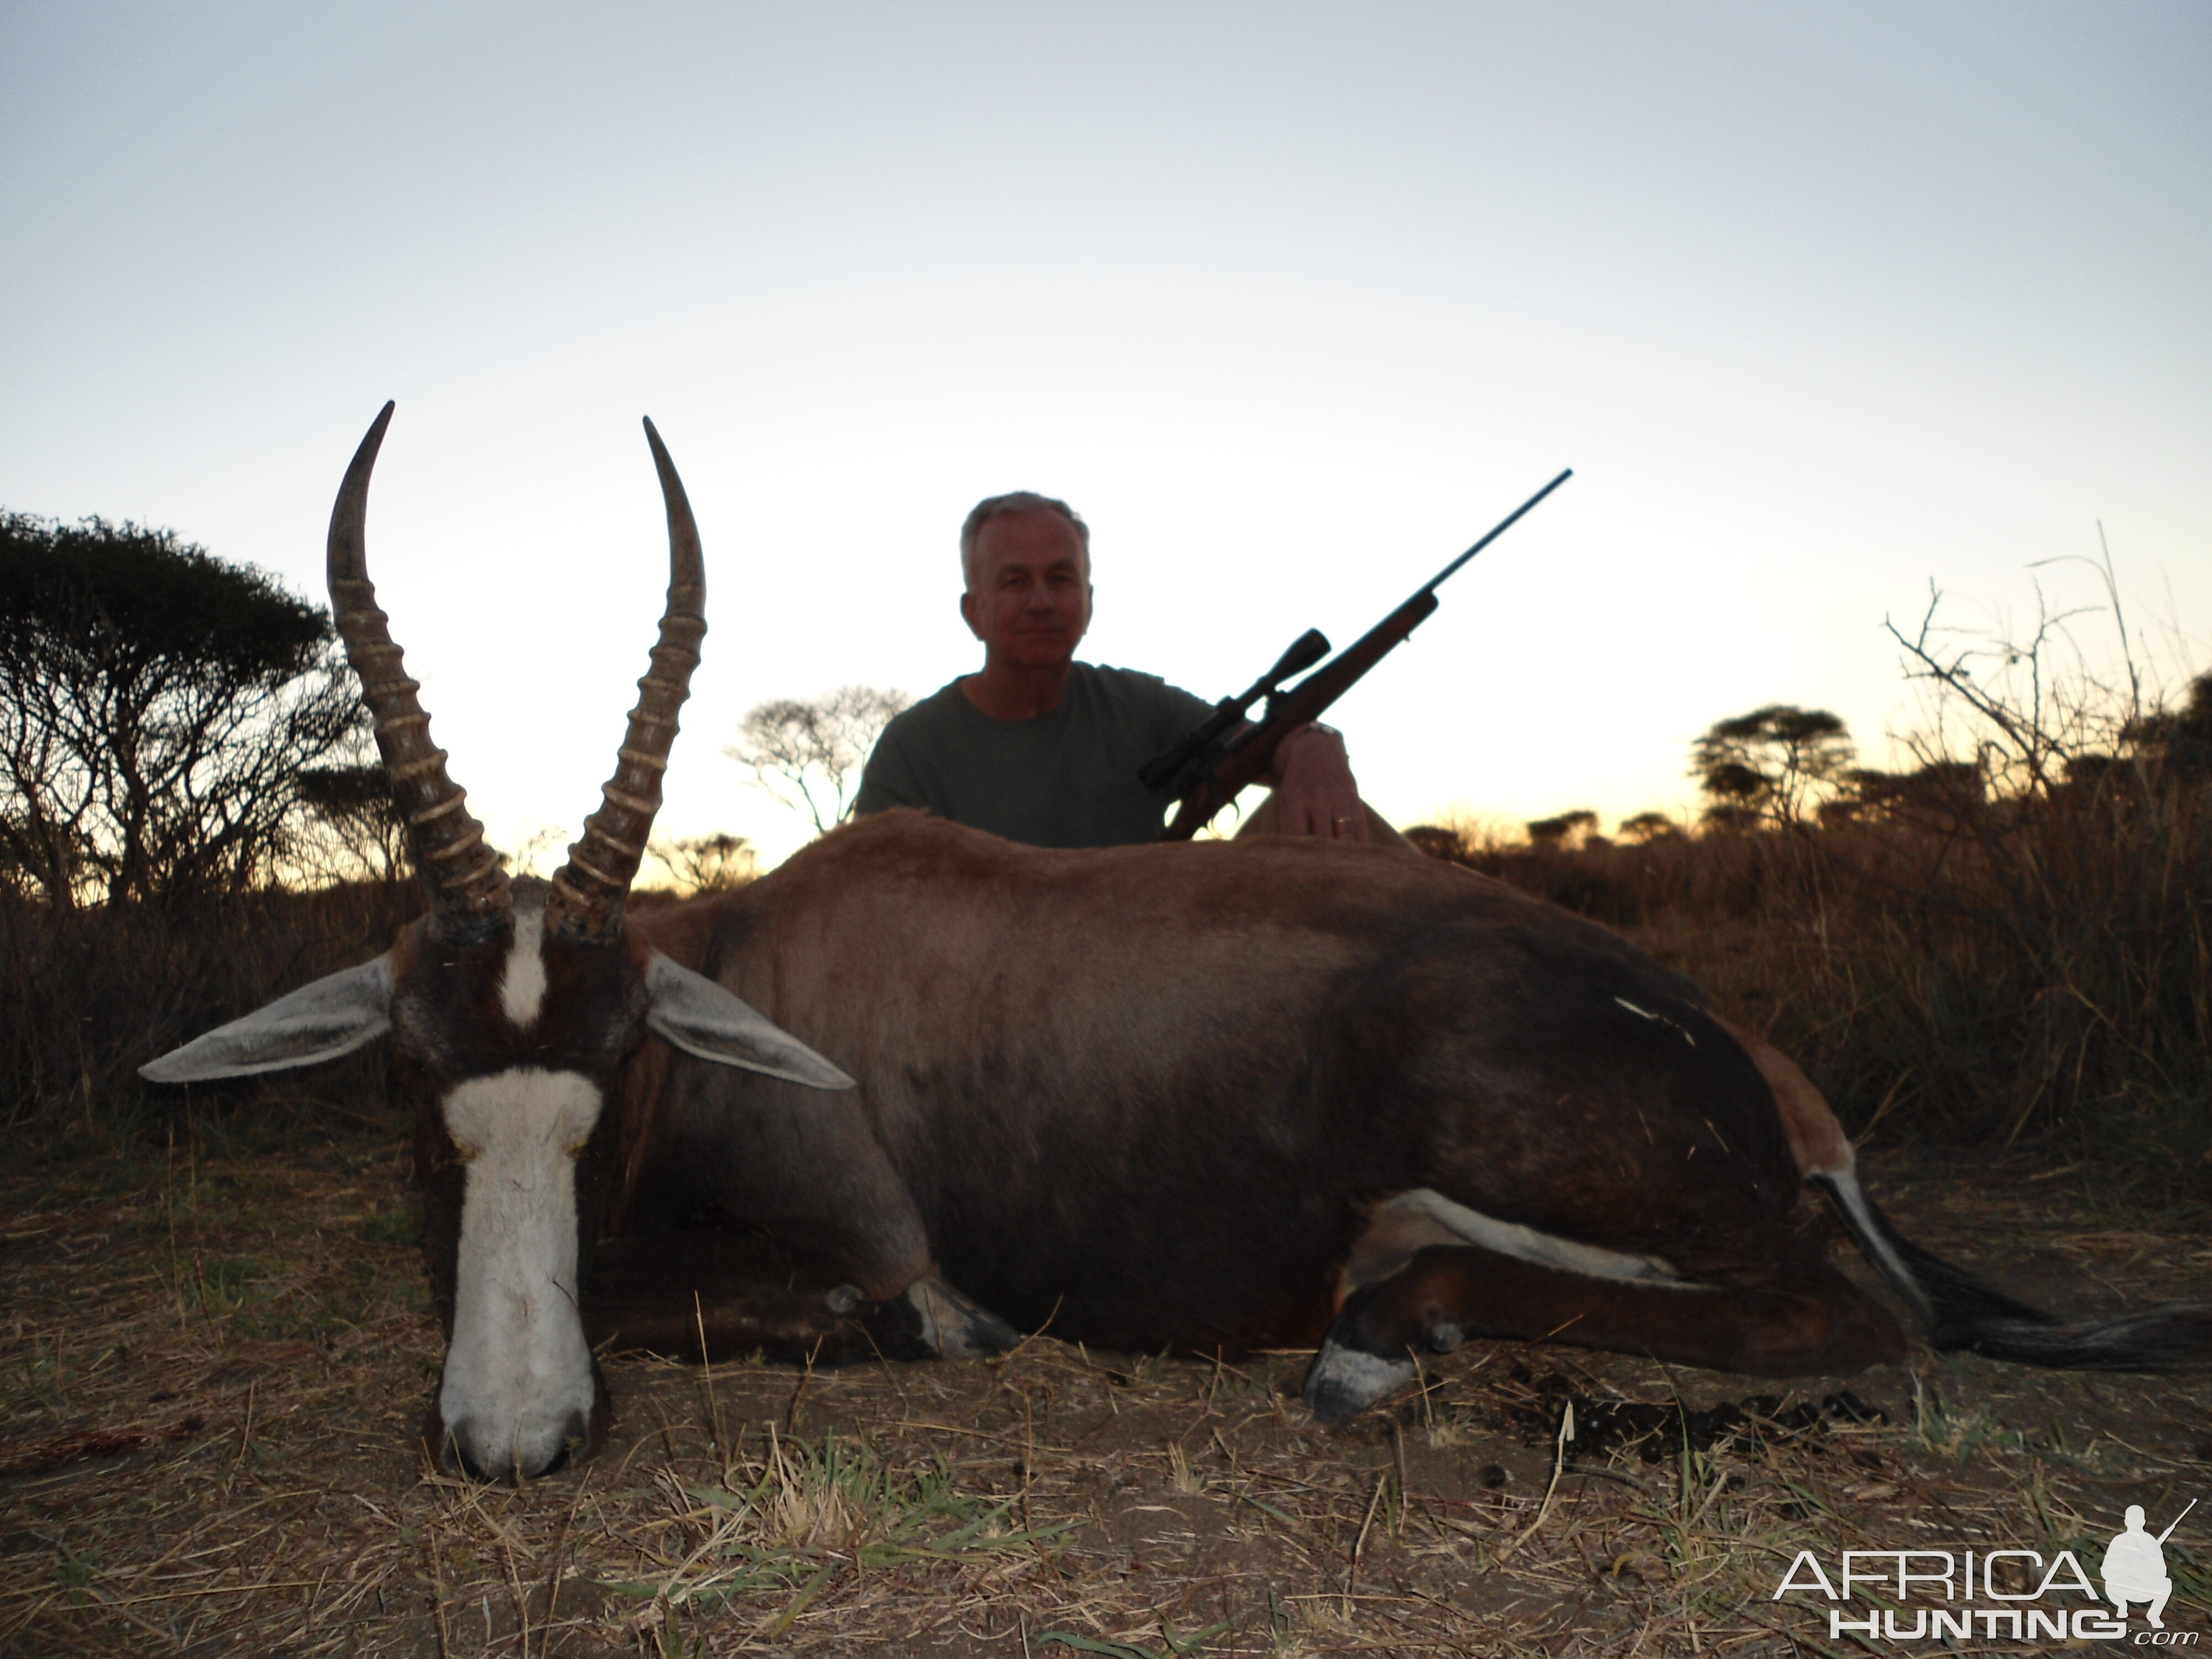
[726, 686, 911, 836]
[1616, 810, 1683, 844]
[2120, 669, 2212, 779]
[1526, 808, 1599, 848]
[1689, 705, 1855, 829]
[0, 513, 363, 906]
[296, 759, 409, 882]
[649, 831, 757, 894]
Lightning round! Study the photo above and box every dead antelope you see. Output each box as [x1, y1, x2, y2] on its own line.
[145, 406, 2211, 1481]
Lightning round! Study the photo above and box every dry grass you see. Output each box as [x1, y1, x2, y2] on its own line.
[0, 878, 416, 1133]
[6, 1120, 2209, 1656]
[5, 768, 2206, 1651]
[1434, 778, 2212, 1172]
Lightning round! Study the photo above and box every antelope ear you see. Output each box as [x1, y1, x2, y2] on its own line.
[140, 957, 395, 1083]
[644, 953, 855, 1089]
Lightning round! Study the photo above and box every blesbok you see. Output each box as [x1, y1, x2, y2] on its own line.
[145, 406, 2209, 1481]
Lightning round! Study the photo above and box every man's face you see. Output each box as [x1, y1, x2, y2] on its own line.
[961, 509, 1092, 670]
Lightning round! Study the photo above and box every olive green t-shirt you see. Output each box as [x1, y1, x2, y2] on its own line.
[853, 664, 1214, 848]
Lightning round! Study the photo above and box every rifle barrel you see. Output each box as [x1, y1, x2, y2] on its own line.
[1157, 463, 1572, 840]
[1420, 467, 1573, 595]
[2156, 1497, 2197, 1545]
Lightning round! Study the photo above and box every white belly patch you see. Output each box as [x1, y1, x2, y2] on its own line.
[1345, 1188, 1694, 1294]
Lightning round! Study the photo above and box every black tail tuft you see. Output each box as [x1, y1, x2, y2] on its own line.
[1811, 1172, 2212, 1373]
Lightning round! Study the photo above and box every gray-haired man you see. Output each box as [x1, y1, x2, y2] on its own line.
[854, 491, 1401, 849]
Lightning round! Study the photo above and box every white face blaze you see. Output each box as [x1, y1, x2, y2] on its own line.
[499, 905, 548, 1027]
[437, 1067, 603, 1479]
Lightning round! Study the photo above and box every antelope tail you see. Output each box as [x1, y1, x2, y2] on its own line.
[1812, 1170, 2212, 1371]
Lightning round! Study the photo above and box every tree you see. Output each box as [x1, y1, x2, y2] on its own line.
[1402, 823, 1470, 862]
[1839, 759, 1986, 827]
[649, 831, 756, 894]
[1526, 808, 1598, 848]
[726, 686, 912, 836]
[1689, 705, 1855, 829]
[296, 760, 408, 882]
[0, 512, 364, 906]
[1616, 810, 1683, 845]
[2121, 669, 2212, 778]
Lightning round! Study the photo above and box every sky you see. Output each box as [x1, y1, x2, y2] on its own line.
[3, 3, 2206, 872]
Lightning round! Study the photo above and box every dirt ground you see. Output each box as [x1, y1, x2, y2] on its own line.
[3, 1120, 2208, 1657]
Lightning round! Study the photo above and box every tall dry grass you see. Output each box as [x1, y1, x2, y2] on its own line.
[1431, 567, 2211, 1175]
[8, 621, 2204, 1184]
[0, 826, 757, 1144]
[1428, 768, 2210, 1171]
[9, 791, 2204, 1171]
[21, 779, 2200, 1171]
[0, 877, 419, 1138]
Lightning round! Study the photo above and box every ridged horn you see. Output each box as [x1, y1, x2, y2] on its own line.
[545, 418, 706, 942]
[326, 402, 512, 942]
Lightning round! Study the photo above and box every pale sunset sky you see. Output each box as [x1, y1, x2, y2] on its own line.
[3, 4, 2205, 869]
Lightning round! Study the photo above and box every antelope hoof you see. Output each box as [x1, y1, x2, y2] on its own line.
[1425, 1319, 1465, 1354]
[905, 1277, 1019, 1358]
[1302, 1340, 1416, 1425]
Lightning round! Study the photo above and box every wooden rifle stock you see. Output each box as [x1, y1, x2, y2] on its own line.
[1157, 467, 1572, 841]
[1159, 590, 1438, 839]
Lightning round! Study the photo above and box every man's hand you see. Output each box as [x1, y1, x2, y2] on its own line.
[1270, 725, 1368, 842]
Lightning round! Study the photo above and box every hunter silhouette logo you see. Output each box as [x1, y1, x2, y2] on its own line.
[2105, 1501, 2193, 1629]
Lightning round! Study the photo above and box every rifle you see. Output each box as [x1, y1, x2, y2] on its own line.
[2156, 1498, 2197, 1545]
[1146, 468, 1573, 841]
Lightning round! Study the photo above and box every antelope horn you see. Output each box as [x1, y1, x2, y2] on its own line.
[546, 418, 706, 942]
[326, 402, 512, 942]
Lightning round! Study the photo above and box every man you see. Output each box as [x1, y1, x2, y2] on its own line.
[854, 491, 1400, 848]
